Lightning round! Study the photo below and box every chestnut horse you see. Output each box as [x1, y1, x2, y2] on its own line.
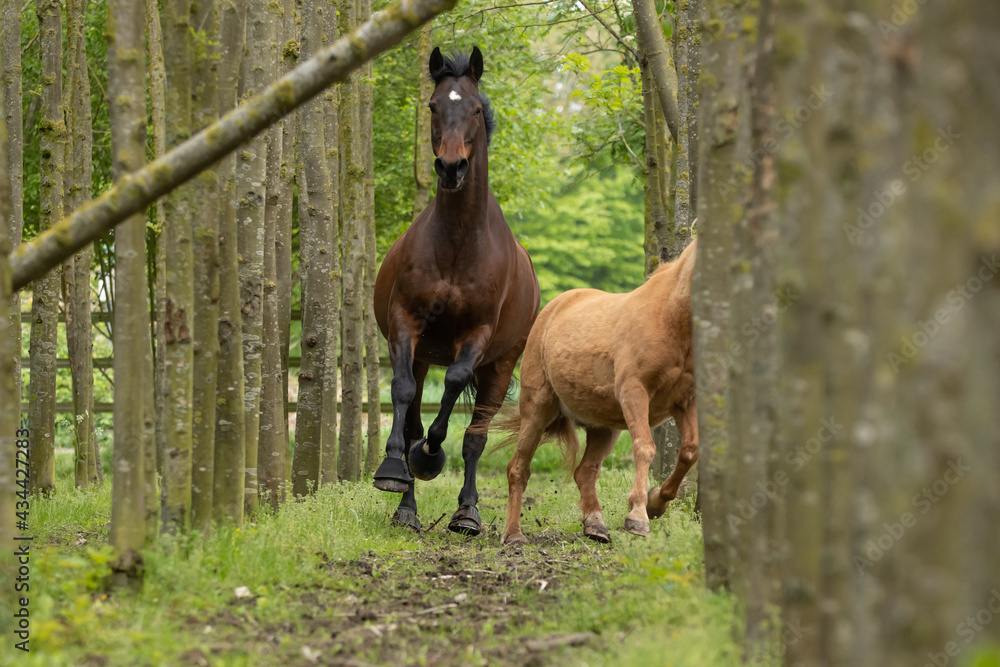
[373, 47, 540, 535]
[502, 240, 698, 545]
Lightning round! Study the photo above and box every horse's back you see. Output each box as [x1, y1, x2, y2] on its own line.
[529, 243, 696, 429]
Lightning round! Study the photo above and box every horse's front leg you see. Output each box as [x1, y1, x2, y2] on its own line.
[406, 327, 489, 482]
[647, 399, 698, 520]
[447, 358, 514, 535]
[390, 360, 430, 531]
[618, 377, 655, 537]
[373, 320, 420, 493]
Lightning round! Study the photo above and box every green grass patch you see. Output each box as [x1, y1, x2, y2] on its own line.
[3, 434, 750, 666]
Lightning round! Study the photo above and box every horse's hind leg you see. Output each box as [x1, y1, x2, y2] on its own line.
[647, 400, 698, 520]
[618, 377, 655, 536]
[391, 360, 429, 531]
[502, 380, 559, 546]
[575, 428, 620, 543]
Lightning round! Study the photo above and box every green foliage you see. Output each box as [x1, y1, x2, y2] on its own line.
[516, 165, 646, 304]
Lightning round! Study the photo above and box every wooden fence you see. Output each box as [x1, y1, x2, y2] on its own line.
[18, 309, 470, 415]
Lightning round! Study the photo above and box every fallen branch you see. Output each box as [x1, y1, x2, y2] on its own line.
[11, 0, 459, 290]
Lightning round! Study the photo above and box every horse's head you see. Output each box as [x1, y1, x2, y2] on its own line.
[428, 46, 495, 191]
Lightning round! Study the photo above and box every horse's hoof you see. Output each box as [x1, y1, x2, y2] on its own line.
[647, 488, 667, 520]
[448, 504, 482, 536]
[373, 457, 413, 493]
[407, 438, 446, 481]
[502, 532, 527, 546]
[391, 507, 421, 532]
[624, 518, 650, 537]
[583, 513, 611, 544]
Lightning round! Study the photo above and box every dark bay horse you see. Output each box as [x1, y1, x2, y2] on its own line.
[373, 46, 540, 535]
[501, 240, 698, 545]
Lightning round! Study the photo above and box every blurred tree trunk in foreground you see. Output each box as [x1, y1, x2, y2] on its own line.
[1, 0, 22, 430]
[0, 35, 16, 599]
[696, 0, 1000, 664]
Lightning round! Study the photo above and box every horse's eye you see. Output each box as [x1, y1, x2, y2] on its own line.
[475, 107, 482, 115]
[428, 104, 437, 114]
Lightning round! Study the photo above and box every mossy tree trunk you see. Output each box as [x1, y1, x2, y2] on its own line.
[62, 0, 97, 489]
[337, 0, 365, 482]
[0, 40, 16, 591]
[2, 0, 23, 431]
[411, 26, 434, 221]
[360, 0, 380, 476]
[692, 0, 745, 594]
[108, 0, 154, 587]
[318, 0, 341, 487]
[213, 0, 248, 526]
[145, 0, 167, 535]
[160, 0, 196, 534]
[258, 0, 289, 508]
[27, 0, 64, 497]
[190, 0, 221, 534]
[292, 0, 335, 496]
[237, 0, 278, 515]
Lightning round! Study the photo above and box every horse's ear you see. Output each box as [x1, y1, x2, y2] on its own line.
[469, 46, 484, 83]
[429, 46, 444, 80]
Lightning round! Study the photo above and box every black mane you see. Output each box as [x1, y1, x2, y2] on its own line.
[429, 50, 497, 146]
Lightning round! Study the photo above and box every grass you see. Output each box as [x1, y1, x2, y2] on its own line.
[2, 423, 752, 667]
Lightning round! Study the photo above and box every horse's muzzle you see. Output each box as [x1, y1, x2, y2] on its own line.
[434, 157, 469, 190]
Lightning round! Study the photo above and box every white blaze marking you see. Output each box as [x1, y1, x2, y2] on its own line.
[449, 90, 462, 101]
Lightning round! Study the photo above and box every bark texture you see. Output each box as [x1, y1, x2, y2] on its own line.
[160, 0, 196, 533]
[337, 0, 365, 482]
[292, 0, 335, 496]
[63, 0, 97, 489]
[361, 0, 380, 475]
[108, 0, 154, 586]
[2, 0, 22, 427]
[213, 0, 249, 526]
[27, 0, 64, 496]
[190, 0, 221, 534]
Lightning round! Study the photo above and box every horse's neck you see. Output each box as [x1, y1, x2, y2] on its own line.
[429, 154, 493, 245]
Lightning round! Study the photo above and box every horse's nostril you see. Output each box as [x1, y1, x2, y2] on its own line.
[456, 158, 469, 178]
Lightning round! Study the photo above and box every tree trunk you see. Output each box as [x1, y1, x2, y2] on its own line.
[160, 0, 196, 534]
[319, 0, 341, 487]
[361, 0, 380, 476]
[108, 0, 153, 587]
[276, 0, 296, 487]
[10, 0, 460, 292]
[213, 0, 249, 526]
[630, 0, 679, 142]
[27, 0, 64, 497]
[63, 0, 96, 490]
[190, 0, 221, 535]
[338, 0, 365, 482]
[147, 0, 168, 489]
[693, 0, 746, 594]
[2, 0, 23, 433]
[258, 0, 289, 508]
[0, 36, 17, 592]
[411, 25, 434, 220]
[237, 0, 277, 515]
[292, 0, 335, 496]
